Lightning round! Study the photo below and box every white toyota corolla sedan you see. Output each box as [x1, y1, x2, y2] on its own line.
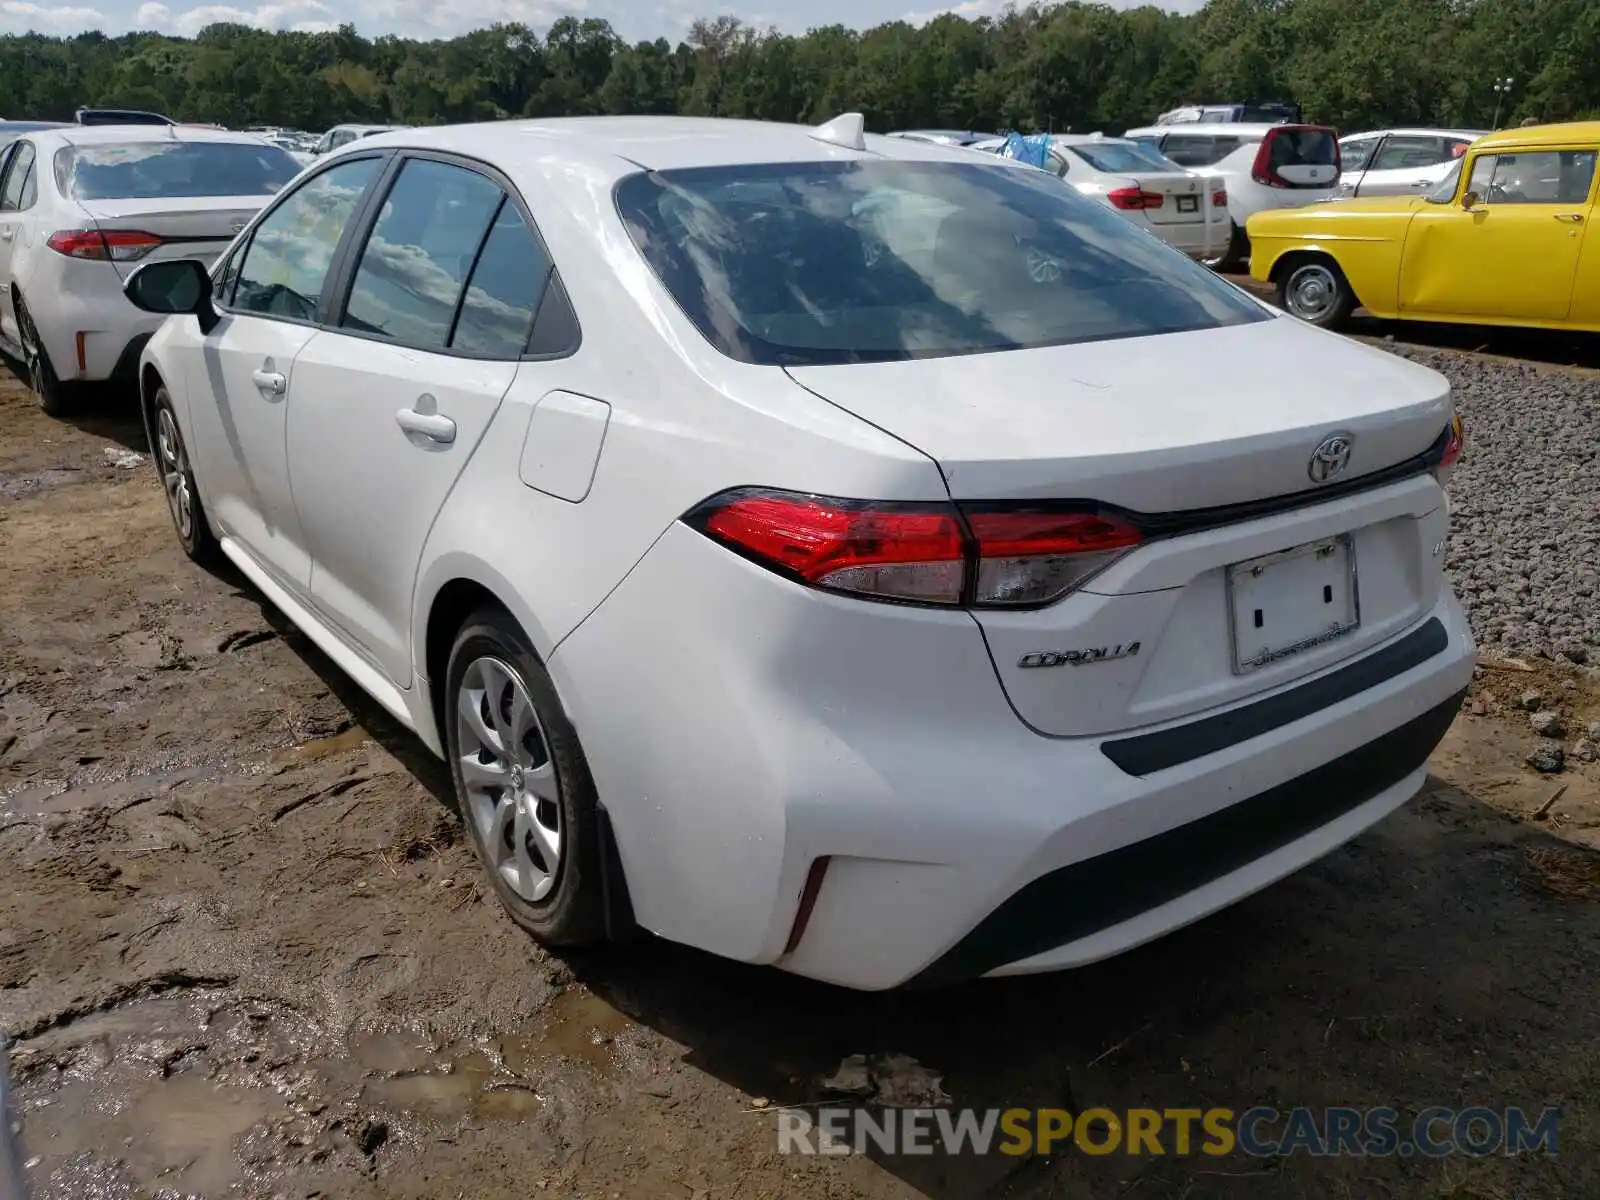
[0, 125, 301, 416]
[124, 114, 1474, 991]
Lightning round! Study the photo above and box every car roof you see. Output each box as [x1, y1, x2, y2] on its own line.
[1049, 134, 1144, 147]
[1125, 123, 1323, 139]
[44, 126, 278, 148]
[1474, 121, 1600, 151]
[356, 115, 1009, 177]
[1341, 128, 1487, 141]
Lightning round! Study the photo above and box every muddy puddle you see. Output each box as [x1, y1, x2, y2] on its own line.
[0, 468, 82, 502]
[13, 993, 304, 1198]
[341, 987, 638, 1125]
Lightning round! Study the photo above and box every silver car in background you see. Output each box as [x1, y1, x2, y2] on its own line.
[1337, 128, 1486, 197]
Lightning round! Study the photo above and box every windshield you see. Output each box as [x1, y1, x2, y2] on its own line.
[56, 141, 300, 200]
[1427, 161, 1462, 204]
[1071, 141, 1187, 174]
[614, 161, 1266, 367]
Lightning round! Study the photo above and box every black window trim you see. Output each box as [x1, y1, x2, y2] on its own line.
[321, 146, 580, 363]
[0, 143, 17, 208]
[0, 140, 36, 213]
[213, 148, 396, 331]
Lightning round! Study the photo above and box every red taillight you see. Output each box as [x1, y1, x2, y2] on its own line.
[700, 492, 966, 604]
[1440, 412, 1464, 469]
[1106, 187, 1164, 211]
[966, 510, 1144, 605]
[1250, 133, 1284, 188]
[47, 229, 162, 261]
[689, 490, 1142, 608]
[1211, 187, 1228, 207]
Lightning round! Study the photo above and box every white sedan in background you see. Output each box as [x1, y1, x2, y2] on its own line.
[125, 113, 1472, 990]
[0, 126, 301, 415]
[972, 133, 1230, 260]
[1337, 128, 1486, 197]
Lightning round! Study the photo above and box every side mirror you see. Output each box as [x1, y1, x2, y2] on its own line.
[124, 258, 220, 335]
[1463, 190, 1482, 210]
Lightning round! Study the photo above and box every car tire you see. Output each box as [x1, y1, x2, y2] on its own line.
[1202, 222, 1248, 272]
[1278, 257, 1356, 330]
[16, 297, 70, 418]
[445, 606, 606, 948]
[151, 386, 221, 565]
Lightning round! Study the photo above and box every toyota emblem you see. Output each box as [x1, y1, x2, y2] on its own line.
[1308, 433, 1353, 483]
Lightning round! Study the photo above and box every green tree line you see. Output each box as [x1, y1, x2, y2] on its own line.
[1, 0, 1594, 138]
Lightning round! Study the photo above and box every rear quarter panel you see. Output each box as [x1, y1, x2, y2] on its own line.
[1247, 205, 1415, 316]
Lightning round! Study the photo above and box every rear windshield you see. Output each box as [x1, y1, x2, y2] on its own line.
[1268, 128, 1338, 167]
[614, 161, 1266, 367]
[55, 141, 300, 200]
[1071, 141, 1187, 174]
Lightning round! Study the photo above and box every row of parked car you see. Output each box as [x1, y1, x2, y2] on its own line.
[890, 122, 1483, 270]
[895, 117, 1600, 339]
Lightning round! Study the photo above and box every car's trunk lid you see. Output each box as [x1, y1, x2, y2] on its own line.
[785, 317, 1450, 511]
[76, 196, 265, 279]
[1122, 170, 1222, 227]
[786, 316, 1454, 738]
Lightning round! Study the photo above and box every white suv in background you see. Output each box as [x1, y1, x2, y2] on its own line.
[1337, 129, 1486, 198]
[1123, 122, 1342, 269]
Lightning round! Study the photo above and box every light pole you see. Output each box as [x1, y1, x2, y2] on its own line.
[1491, 76, 1515, 128]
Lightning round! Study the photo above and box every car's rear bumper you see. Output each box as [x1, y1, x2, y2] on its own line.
[21, 257, 165, 384]
[554, 523, 1475, 991]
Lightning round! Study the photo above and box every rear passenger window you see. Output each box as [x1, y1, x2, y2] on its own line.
[450, 202, 551, 357]
[1372, 136, 1445, 170]
[1340, 137, 1381, 171]
[0, 142, 34, 211]
[341, 158, 503, 349]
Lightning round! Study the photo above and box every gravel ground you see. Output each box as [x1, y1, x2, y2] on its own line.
[1399, 347, 1600, 662]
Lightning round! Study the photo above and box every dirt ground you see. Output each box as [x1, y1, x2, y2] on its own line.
[2, 365, 1599, 1200]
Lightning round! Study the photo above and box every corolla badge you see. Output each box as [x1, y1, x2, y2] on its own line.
[1018, 642, 1140, 669]
[1308, 432, 1354, 483]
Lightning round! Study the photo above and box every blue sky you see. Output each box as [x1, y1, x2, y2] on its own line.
[0, 0, 1203, 44]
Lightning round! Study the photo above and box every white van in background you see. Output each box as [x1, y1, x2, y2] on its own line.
[1123, 122, 1342, 269]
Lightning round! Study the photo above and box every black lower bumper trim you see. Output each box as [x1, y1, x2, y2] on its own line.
[909, 688, 1465, 987]
[1102, 617, 1449, 777]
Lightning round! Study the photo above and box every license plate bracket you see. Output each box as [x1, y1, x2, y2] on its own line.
[1226, 535, 1359, 674]
[1176, 195, 1199, 213]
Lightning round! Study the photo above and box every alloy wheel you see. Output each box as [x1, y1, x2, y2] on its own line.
[455, 655, 563, 902]
[155, 406, 196, 542]
[18, 307, 46, 403]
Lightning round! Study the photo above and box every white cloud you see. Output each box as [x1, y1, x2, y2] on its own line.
[135, 0, 332, 34]
[902, 0, 1012, 23]
[0, 1, 107, 31]
[359, 0, 585, 35]
[4, 0, 1206, 43]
